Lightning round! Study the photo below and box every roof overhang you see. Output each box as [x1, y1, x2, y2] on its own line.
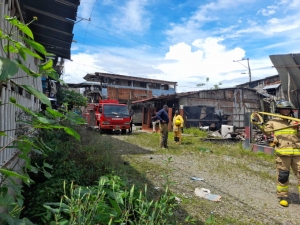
[269, 53, 300, 109]
[19, 0, 80, 59]
[84, 72, 177, 85]
[263, 83, 281, 90]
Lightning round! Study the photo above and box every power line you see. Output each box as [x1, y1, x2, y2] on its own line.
[87, 22, 168, 51]
[89, 0, 98, 18]
[76, 28, 163, 54]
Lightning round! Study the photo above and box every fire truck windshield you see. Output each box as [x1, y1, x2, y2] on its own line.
[104, 105, 129, 116]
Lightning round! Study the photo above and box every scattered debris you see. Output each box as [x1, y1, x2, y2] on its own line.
[201, 128, 246, 142]
[198, 147, 211, 153]
[123, 161, 130, 165]
[191, 177, 205, 181]
[194, 188, 221, 202]
[175, 197, 182, 204]
[253, 128, 274, 146]
[154, 186, 160, 190]
[207, 131, 222, 138]
[199, 126, 210, 131]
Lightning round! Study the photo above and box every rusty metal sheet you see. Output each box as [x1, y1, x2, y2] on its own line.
[269, 54, 300, 110]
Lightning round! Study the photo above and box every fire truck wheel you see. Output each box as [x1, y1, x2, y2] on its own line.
[121, 129, 126, 134]
[99, 127, 104, 134]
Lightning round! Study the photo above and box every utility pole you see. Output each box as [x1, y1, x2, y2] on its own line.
[233, 58, 252, 83]
[246, 58, 251, 82]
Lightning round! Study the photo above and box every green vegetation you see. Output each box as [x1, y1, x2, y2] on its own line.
[20, 126, 178, 224]
[0, 15, 84, 224]
[56, 88, 87, 110]
[118, 128, 276, 224]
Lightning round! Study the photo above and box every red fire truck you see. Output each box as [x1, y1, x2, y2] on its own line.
[83, 99, 131, 134]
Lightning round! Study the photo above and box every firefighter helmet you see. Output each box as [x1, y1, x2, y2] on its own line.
[275, 100, 295, 109]
[175, 119, 181, 126]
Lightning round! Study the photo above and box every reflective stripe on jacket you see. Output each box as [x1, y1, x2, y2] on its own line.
[264, 117, 300, 156]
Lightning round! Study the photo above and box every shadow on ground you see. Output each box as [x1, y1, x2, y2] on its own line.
[95, 131, 204, 225]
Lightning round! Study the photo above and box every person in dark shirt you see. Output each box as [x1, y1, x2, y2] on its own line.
[156, 105, 169, 149]
[129, 107, 134, 133]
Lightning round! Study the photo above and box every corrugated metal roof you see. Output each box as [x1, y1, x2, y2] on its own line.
[263, 83, 281, 90]
[19, 0, 80, 59]
[84, 72, 177, 85]
[269, 54, 300, 109]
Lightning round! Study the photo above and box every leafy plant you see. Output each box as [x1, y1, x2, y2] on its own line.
[56, 88, 87, 110]
[43, 175, 177, 225]
[0, 15, 84, 224]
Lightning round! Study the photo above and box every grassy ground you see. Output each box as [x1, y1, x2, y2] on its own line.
[105, 128, 299, 225]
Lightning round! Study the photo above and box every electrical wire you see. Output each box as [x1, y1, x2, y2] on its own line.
[87, 22, 168, 51]
[75, 28, 165, 54]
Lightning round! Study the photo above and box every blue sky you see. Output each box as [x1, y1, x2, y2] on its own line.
[63, 0, 300, 92]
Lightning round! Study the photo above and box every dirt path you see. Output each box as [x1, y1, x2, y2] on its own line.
[112, 134, 300, 225]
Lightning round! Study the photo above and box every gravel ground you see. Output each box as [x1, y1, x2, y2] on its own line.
[112, 133, 300, 225]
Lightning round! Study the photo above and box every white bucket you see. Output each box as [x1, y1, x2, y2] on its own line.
[221, 125, 234, 138]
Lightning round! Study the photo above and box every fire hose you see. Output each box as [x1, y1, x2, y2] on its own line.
[250, 111, 300, 132]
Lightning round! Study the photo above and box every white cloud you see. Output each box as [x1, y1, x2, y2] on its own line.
[257, 8, 276, 16]
[247, 19, 257, 26]
[236, 14, 300, 36]
[217, 25, 239, 34]
[165, 0, 254, 44]
[63, 53, 101, 83]
[111, 0, 150, 33]
[154, 38, 249, 91]
[65, 36, 279, 93]
[78, 0, 96, 18]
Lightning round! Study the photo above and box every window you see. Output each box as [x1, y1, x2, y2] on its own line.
[104, 105, 129, 116]
[140, 82, 147, 88]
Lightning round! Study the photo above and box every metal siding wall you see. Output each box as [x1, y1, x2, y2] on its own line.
[181, 89, 260, 128]
[0, 0, 41, 168]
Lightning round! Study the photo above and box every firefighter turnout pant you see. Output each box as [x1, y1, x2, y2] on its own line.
[159, 123, 168, 148]
[276, 156, 300, 198]
[174, 127, 182, 144]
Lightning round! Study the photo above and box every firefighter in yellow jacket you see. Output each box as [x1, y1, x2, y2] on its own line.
[173, 110, 184, 144]
[254, 100, 300, 207]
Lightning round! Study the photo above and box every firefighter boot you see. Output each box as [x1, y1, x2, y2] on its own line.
[279, 197, 289, 207]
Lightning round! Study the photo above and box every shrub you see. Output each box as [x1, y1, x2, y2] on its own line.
[43, 175, 177, 225]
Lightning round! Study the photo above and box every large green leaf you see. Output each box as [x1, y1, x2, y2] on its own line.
[18, 47, 27, 61]
[23, 37, 47, 55]
[15, 42, 43, 59]
[15, 59, 41, 78]
[37, 117, 51, 124]
[0, 131, 6, 136]
[46, 107, 64, 117]
[63, 127, 80, 140]
[21, 85, 51, 107]
[10, 101, 37, 118]
[45, 70, 59, 81]
[5, 16, 34, 39]
[4, 44, 18, 53]
[0, 169, 30, 184]
[39, 60, 53, 71]
[0, 57, 19, 81]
